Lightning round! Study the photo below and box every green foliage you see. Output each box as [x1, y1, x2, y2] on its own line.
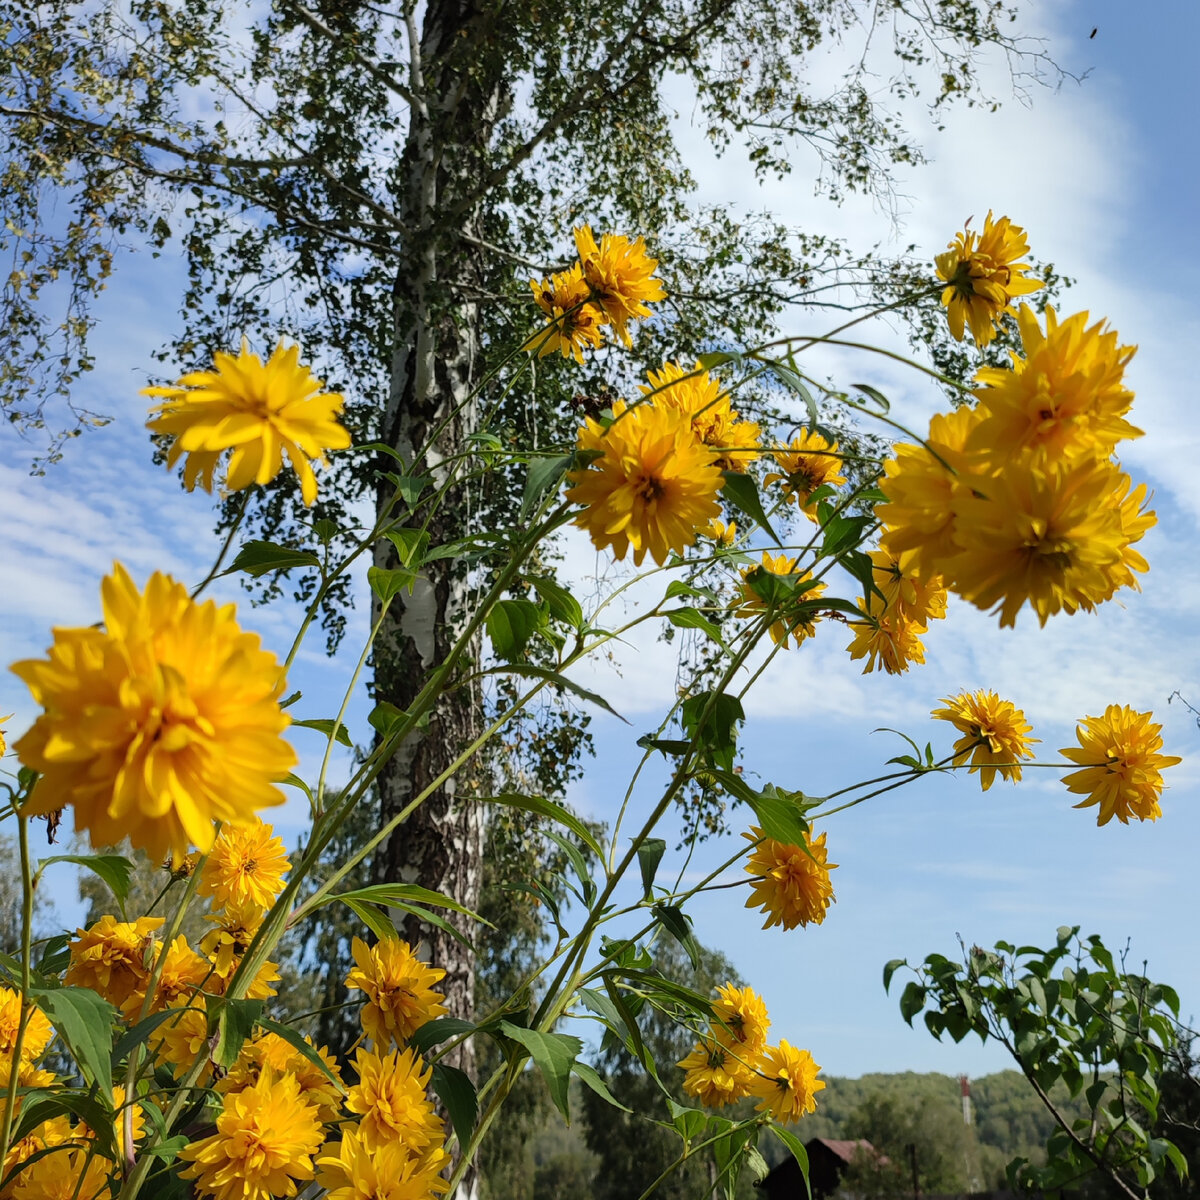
[891, 930, 1189, 1197]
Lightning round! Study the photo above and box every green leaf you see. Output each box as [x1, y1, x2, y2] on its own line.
[681, 692, 744, 772]
[431, 1063, 478, 1150]
[899, 982, 927, 1027]
[636, 735, 691, 757]
[409, 1017, 477, 1056]
[30, 986, 115, 1093]
[500, 1022, 583, 1121]
[882, 959, 906, 993]
[368, 564, 419, 601]
[665, 607, 728, 649]
[386, 527, 431, 567]
[487, 599, 541, 660]
[652, 904, 702, 970]
[10, 1091, 117, 1160]
[527, 576, 584, 630]
[329, 883, 488, 926]
[769, 1125, 812, 1198]
[144, 1134, 191, 1160]
[572, 1061, 632, 1112]
[521, 453, 573, 520]
[213, 998, 262, 1070]
[312, 518, 340, 544]
[720, 472, 781, 546]
[498, 665, 628, 723]
[696, 350, 741, 371]
[290, 718, 353, 747]
[486, 793, 605, 861]
[852, 382, 890, 412]
[545, 830, 595, 905]
[39, 854, 132, 914]
[228, 540, 321, 577]
[664, 580, 716, 603]
[368, 701, 410, 739]
[340, 896, 397, 943]
[637, 839, 666, 899]
[766, 355, 820, 427]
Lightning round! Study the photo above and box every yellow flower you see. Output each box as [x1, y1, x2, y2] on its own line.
[573, 225, 665, 346]
[877, 406, 982, 579]
[744, 827, 836, 930]
[868, 548, 948, 626]
[11, 564, 295, 864]
[220, 1032, 344, 1125]
[526, 265, 607, 364]
[677, 1039, 755, 1108]
[948, 457, 1143, 628]
[9, 1146, 113, 1200]
[710, 983, 770, 1056]
[846, 599, 929, 675]
[126, 934, 209, 1019]
[565, 402, 723, 567]
[936, 212, 1043, 346]
[1061, 706, 1181, 826]
[64, 915, 164, 1009]
[317, 1127, 450, 1200]
[640, 361, 760, 471]
[199, 819, 291, 911]
[201, 901, 280, 999]
[932, 692, 1038, 791]
[763, 430, 846, 520]
[347, 1046, 444, 1152]
[749, 1041, 825, 1123]
[706, 518, 737, 546]
[969, 306, 1140, 466]
[736, 553, 826, 649]
[0, 989, 53, 1062]
[0, 715, 11, 758]
[178, 1069, 323, 1200]
[144, 339, 351, 506]
[153, 999, 212, 1082]
[345, 937, 447, 1048]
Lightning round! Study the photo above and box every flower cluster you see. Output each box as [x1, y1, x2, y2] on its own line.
[736, 553, 826, 650]
[11, 564, 295, 864]
[677, 983, 824, 1123]
[763, 429, 846, 520]
[527, 225, 665, 361]
[145, 339, 351, 506]
[880, 257, 1152, 628]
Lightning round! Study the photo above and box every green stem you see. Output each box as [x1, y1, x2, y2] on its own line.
[0, 816, 35, 1168]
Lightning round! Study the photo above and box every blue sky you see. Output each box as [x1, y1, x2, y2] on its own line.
[2, 0, 1198, 1084]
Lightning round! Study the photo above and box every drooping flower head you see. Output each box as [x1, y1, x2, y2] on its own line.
[526, 265, 607, 364]
[846, 597, 930, 675]
[932, 691, 1038, 791]
[199, 819, 291, 911]
[737, 553, 826, 650]
[566, 402, 723, 566]
[1060, 705, 1181, 825]
[179, 1070, 324, 1200]
[744, 827, 836, 930]
[145, 339, 351, 506]
[935, 212, 1043, 346]
[11, 564, 295, 863]
[317, 1127, 450, 1200]
[969, 306, 1140, 466]
[345, 937, 447, 1048]
[347, 1046, 444, 1152]
[749, 1041, 825, 1123]
[710, 984, 770, 1056]
[201, 901, 280, 999]
[573, 225, 665, 345]
[640, 361, 760, 472]
[153, 999, 213, 1082]
[219, 1031, 344, 1125]
[677, 1039, 754, 1109]
[122, 933, 208, 1020]
[763, 430, 846, 520]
